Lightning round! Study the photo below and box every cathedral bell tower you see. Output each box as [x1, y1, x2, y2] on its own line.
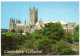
[9, 18, 15, 31]
[30, 7, 38, 25]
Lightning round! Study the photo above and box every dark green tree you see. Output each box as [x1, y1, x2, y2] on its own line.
[25, 32, 30, 35]
[36, 36, 52, 49]
[1, 34, 14, 55]
[51, 40, 75, 55]
[64, 31, 72, 43]
[6, 32, 15, 36]
[17, 29, 23, 35]
[74, 25, 79, 42]
[13, 35, 24, 45]
[39, 22, 65, 43]
[11, 29, 15, 33]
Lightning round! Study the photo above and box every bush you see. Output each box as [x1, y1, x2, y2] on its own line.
[51, 40, 75, 55]
[64, 31, 72, 43]
[13, 35, 24, 45]
[26, 34, 33, 40]
[25, 32, 30, 35]
[74, 33, 79, 42]
[73, 25, 79, 42]
[6, 32, 15, 36]
[1, 34, 14, 55]
[17, 29, 24, 34]
[24, 43, 33, 48]
[11, 29, 15, 33]
[16, 43, 33, 49]
[36, 36, 52, 49]
[39, 22, 65, 43]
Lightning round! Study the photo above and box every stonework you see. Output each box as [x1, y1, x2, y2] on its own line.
[9, 7, 76, 34]
[30, 7, 38, 24]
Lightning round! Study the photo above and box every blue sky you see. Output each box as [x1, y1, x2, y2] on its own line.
[1, 2, 79, 29]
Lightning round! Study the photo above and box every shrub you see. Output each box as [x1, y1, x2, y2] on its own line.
[39, 22, 65, 43]
[26, 34, 33, 40]
[25, 32, 30, 35]
[17, 29, 24, 34]
[1, 34, 14, 55]
[16, 42, 33, 49]
[64, 31, 72, 43]
[36, 36, 52, 49]
[74, 33, 79, 42]
[11, 29, 15, 33]
[73, 25, 79, 42]
[24, 43, 33, 48]
[6, 32, 15, 36]
[51, 40, 75, 55]
[13, 35, 24, 45]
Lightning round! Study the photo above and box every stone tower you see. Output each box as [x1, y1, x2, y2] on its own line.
[9, 18, 15, 31]
[30, 7, 38, 25]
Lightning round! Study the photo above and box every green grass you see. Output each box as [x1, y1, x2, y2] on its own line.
[72, 45, 79, 49]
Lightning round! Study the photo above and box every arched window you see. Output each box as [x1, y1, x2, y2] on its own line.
[40, 25, 42, 27]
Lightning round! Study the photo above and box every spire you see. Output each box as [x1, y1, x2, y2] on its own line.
[18, 19, 19, 22]
[40, 18, 42, 21]
[16, 19, 17, 22]
[25, 18, 26, 25]
[16, 19, 17, 23]
[36, 8, 38, 11]
[30, 7, 31, 11]
[20, 19, 21, 23]
[39, 18, 42, 23]
[10, 17, 11, 25]
[19, 19, 20, 23]
[39, 18, 43, 25]
[33, 6, 35, 10]
[14, 18, 15, 22]
[18, 19, 19, 23]
[19, 19, 21, 23]
[14, 18, 15, 24]
[25, 18, 26, 21]
[10, 17, 11, 22]
[12, 18, 13, 22]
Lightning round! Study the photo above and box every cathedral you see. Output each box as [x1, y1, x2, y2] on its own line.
[9, 7, 76, 34]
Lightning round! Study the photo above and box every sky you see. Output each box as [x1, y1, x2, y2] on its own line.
[1, 2, 79, 29]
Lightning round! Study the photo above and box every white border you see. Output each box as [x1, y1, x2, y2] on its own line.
[0, 0, 79, 56]
[79, 1, 80, 55]
[0, 1, 1, 55]
[0, 0, 80, 1]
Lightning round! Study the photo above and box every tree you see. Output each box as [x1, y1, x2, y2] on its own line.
[26, 34, 33, 40]
[36, 36, 52, 49]
[24, 42, 33, 48]
[51, 40, 75, 55]
[74, 25, 79, 42]
[6, 32, 15, 36]
[1, 34, 14, 55]
[75, 25, 79, 31]
[39, 22, 65, 43]
[25, 32, 30, 35]
[13, 35, 24, 45]
[64, 31, 72, 43]
[17, 29, 23, 35]
[11, 29, 15, 33]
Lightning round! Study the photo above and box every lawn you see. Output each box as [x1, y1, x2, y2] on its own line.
[72, 45, 79, 49]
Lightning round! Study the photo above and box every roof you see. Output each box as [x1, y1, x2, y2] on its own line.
[16, 21, 67, 26]
[16, 23, 24, 26]
[43, 21, 67, 24]
[35, 21, 67, 25]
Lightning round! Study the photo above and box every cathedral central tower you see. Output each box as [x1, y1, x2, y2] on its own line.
[30, 7, 38, 25]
